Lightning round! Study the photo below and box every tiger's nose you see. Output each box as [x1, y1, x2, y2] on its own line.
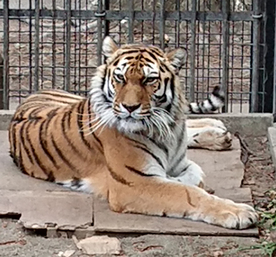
[122, 104, 141, 113]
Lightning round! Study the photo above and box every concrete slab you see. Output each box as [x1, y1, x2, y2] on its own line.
[93, 138, 257, 236]
[93, 198, 258, 237]
[268, 126, 276, 171]
[0, 130, 257, 237]
[188, 139, 244, 190]
[0, 190, 93, 230]
[0, 111, 273, 136]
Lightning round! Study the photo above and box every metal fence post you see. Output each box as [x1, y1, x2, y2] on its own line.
[260, 0, 275, 113]
[189, 0, 197, 102]
[65, 0, 71, 91]
[3, 0, 9, 109]
[96, 0, 103, 66]
[128, 0, 134, 43]
[0, 53, 3, 109]
[221, 0, 230, 113]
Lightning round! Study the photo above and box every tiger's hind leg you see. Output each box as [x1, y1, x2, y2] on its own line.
[187, 123, 232, 151]
[56, 178, 93, 193]
[186, 118, 227, 131]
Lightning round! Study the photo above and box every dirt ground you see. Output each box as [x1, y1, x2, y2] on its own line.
[0, 135, 275, 257]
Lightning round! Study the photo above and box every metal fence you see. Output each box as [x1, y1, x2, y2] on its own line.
[0, 0, 275, 113]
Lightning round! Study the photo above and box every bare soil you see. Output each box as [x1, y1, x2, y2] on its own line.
[0, 135, 275, 257]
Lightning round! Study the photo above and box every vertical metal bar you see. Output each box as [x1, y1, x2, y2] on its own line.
[65, 0, 71, 91]
[159, 0, 165, 49]
[52, 0, 56, 89]
[3, 0, 9, 109]
[175, 0, 180, 48]
[273, 0, 276, 114]
[34, 0, 39, 92]
[128, 0, 134, 43]
[221, 0, 230, 112]
[250, 0, 261, 112]
[104, 0, 110, 37]
[97, 0, 103, 66]
[189, 0, 196, 102]
[28, 0, 33, 94]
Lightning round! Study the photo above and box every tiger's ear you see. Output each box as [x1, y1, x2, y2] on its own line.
[165, 48, 187, 72]
[102, 36, 119, 58]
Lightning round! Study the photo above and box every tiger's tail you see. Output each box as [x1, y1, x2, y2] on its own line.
[188, 86, 225, 114]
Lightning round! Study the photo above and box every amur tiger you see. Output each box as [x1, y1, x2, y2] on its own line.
[8, 36, 257, 229]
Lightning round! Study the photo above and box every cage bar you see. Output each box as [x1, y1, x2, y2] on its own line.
[221, 0, 230, 112]
[250, 0, 261, 112]
[65, 0, 71, 91]
[159, 0, 165, 49]
[34, 0, 40, 91]
[128, 0, 134, 43]
[96, 0, 103, 66]
[189, 0, 197, 102]
[3, 0, 9, 109]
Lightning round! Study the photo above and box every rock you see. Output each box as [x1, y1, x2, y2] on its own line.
[75, 235, 121, 255]
[57, 250, 75, 257]
[270, 230, 276, 243]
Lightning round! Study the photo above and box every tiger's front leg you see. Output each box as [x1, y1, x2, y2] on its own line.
[103, 139, 258, 229]
[107, 170, 257, 229]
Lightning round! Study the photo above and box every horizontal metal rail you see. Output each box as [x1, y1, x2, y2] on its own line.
[1, 10, 254, 21]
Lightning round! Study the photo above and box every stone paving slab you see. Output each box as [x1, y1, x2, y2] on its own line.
[93, 198, 258, 237]
[0, 190, 93, 230]
[0, 130, 258, 237]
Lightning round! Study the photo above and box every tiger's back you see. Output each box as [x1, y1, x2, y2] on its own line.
[9, 90, 109, 193]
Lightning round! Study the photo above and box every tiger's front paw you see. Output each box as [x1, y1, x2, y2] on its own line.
[215, 201, 258, 229]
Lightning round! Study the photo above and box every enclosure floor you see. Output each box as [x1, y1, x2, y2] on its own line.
[0, 130, 257, 237]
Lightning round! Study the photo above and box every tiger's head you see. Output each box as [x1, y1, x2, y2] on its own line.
[90, 36, 187, 137]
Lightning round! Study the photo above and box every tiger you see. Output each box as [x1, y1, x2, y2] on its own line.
[8, 36, 257, 229]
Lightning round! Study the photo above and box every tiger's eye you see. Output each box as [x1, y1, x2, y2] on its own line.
[114, 73, 124, 83]
[144, 77, 158, 85]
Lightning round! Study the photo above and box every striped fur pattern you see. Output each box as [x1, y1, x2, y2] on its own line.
[9, 37, 257, 229]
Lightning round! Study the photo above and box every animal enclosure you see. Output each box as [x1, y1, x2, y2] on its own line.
[0, 0, 274, 113]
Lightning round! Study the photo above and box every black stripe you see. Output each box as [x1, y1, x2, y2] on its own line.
[146, 51, 158, 61]
[108, 165, 133, 186]
[46, 171, 55, 182]
[169, 151, 186, 173]
[87, 99, 104, 150]
[125, 165, 157, 177]
[134, 145, 165, 169]
[39, 118, 59, 168]
[170, 75, 175, 101]
[67, 108, 72, 129]
[77, 100, 96, 151]
[25, 120, 53, 179]
[61, 111, 85, 160]
[51, 134, 78, 173]
[149, 48, 164, 57]
[11, 122, 17, 160]
[212, 86, 225, 102]
[175, 125, 185, 155]
[147, 137, 169, 156]
[18, 142, 27, 175]
[19, 120, 34, 165]
[39, 91, 83, 100]
[208, 98, 217, 111]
